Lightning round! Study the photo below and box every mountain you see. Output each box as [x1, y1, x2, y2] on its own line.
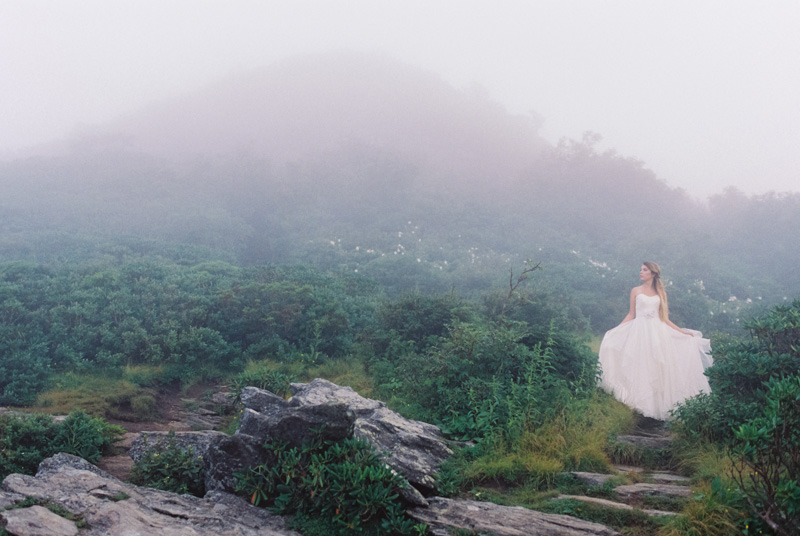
[69, 53, 547, 194]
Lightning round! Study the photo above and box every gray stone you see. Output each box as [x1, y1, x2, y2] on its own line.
[355, 406, 452, 494]
[614, 483, 691, 498]
[210, 391, 234, 408]
[557, 495, 677, 517]
[0, 489, 26, 509]
[236, 402, 355, 447]
[648, 472, 690, 484]
[1, 454, 299, 536]
[128, 430, 227, 463]
[0, 505, 79, 536]
[290, 378, 385, 416]
[37, 452, 114, 479]
[203, 433, 275, 494]
[240, 386, 289, 414]
[286, 379, 453, 497]
[409, 497, 620, 535]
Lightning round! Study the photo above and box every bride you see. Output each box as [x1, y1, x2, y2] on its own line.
[598, 262, 712, 420]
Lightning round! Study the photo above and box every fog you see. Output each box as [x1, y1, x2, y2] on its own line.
[2, 0, 799, 199]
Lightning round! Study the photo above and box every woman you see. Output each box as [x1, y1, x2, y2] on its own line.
[598, 262, 712, 420]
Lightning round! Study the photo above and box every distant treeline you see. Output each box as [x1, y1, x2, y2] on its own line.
[2, 135, 797, 333]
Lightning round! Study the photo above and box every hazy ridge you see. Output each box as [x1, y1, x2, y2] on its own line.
[1, 53, 798, 333]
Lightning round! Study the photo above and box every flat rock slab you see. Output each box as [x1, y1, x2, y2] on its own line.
[557, 495, 677, 517]
[614, 483, 691, 498]
[613, 466, 690, 484]
[1, 504, 79, 536]
[409, 497, 620, 535]
[615, 435, 672, 450]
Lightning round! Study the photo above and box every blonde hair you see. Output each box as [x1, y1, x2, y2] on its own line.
[643, 261, 669, 322]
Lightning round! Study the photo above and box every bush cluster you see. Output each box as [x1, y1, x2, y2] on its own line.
[0, 411, 122, 479]
[235, 434, 426, 536]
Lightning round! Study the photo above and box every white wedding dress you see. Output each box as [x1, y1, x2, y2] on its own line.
[598, 293, 712, 420]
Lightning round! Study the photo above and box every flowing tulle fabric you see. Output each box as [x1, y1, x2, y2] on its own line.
[599, 294, 712, 420]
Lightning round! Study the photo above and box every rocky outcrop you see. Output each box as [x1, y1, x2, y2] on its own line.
[216, 379, 454, 505]
[0, 454, 299, 536]
[287, 379, 454, 496]
[408, 497, 621, 536]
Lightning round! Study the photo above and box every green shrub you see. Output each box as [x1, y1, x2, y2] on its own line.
[128, 431, 205, 497]
[52, 411, 124, 463]
[228, 364, 296, 405]
[731, 375, 800, 535]
[235, 434, 426, 536]
[675, 300, 800, 444]
[0, 411, 122, 480]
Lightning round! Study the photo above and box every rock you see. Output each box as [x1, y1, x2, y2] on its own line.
[648, 472, 690, 484]
[614, 483, 691, 498]
[557, 495, 677, 517]
[0, 504, 79, 536]
[237, 402, 355, 447]
[409, 497, 620, 535]
[355, 406, 452, 494]
[285, 379, 454, 496]
[37, 453, 114, 479]
[128, 430, 227, 463]
[1, 454, 300, 536]
[211, 391, 234, 408]
[203, 433, 275, 494]
[0, 489, 26, 509]
[240, 386, 289, 414]
[290, 379, 385, 416]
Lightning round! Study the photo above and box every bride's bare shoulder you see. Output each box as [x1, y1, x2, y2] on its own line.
[630, 286, 644, 296]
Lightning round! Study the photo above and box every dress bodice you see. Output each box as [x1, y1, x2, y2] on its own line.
[635, 293, 660, 320]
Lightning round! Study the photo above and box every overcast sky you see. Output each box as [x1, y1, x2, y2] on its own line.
[1, 0, 798, 199]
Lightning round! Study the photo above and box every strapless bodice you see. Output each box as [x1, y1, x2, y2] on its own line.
[635, 293, 660, 320]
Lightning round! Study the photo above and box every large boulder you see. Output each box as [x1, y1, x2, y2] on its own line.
[282, 379, 453, 498]
[236, 402, 355, 447]
[0, 454, 300, 536]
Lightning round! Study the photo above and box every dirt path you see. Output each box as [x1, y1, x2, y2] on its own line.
[97, 383, 230, 481]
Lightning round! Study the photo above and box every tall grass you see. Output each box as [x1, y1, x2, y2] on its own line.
[462, 392, 634, 487]
[32, 372, 145, 417]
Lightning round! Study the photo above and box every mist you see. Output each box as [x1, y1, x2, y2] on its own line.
[2, 1, 799, 198]
[1, 51, 798, 336]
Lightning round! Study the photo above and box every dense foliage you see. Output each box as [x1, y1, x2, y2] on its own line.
[674, 300, 800, 443]
[0, 259, 372, 406]
[0, 411, 122, 480]
[672, 300, 800, 535]
[732, 375, 800, 535]
[236, 435, 426, 536]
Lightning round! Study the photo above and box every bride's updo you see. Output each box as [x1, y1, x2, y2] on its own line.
[643, 261, 669, 322]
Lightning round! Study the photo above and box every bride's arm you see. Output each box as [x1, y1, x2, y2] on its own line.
[664, 315, 692, 335]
